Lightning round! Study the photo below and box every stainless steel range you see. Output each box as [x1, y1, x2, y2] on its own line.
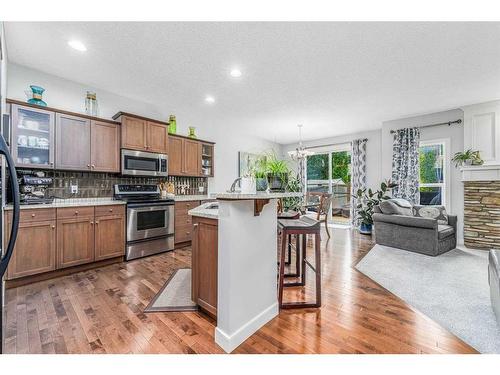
[114, 184, 175, 261]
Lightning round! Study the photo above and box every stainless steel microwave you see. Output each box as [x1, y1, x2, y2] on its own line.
[121, 149, 168, 177]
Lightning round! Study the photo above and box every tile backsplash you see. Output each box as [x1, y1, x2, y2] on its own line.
[18, 169, 208, 199]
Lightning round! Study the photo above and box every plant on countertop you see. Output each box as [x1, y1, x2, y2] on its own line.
[254, 156, 269, 191]
[452, 149, 484, 167]
[355, 180, 397, 234]
[266, 152, 290, 191]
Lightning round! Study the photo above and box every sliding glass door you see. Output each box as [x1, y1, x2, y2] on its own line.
[305, 144, 351, 225]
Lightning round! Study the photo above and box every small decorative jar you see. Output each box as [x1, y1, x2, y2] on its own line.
[85, 91, 99, 116]
[27, 85, 47, 107]
[168, 115, 177, 134]
[188, 126, 197, 139]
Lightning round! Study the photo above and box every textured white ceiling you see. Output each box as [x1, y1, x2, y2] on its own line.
[5, 22, 500, 144]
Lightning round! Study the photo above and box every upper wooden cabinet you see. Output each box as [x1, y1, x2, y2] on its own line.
[168, 136, 214, 177]
[184, 139, 200, 176]
[147, 121, 169, 153]
[56, 113, 91, 170]
[168, 136, 183, 175]
[8, 100, 120, 173]
[91, 120, 120, 172]
[117, 114, 168, 153]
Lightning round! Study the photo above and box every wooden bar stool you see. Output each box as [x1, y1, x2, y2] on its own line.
[277, 216, 321, 309]
[277, 210, 300, 270]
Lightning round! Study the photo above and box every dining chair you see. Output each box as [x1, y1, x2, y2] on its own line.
[303, 192, 333, 238]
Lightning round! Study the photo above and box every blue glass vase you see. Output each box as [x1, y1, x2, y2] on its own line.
[27, 85, 47, 107]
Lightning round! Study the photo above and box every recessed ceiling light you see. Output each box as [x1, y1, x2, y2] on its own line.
[68, 40, 87, 52]
[230, 68, 242, 78]
[205, 96, 215, 104]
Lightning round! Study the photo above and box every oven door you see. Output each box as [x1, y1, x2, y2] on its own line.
[127, 202, 174, 242]
[121, 149, 168, 177]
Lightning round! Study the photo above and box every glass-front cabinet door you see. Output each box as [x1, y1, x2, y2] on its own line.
[11, 104, 55, 168]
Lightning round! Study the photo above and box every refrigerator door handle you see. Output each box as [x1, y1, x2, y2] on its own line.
[0, 134, 19, 278]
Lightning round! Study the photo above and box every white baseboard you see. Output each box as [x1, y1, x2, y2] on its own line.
[215, 302, 279, 353]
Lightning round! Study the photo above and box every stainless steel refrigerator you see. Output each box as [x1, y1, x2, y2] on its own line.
[0, 22, 20, 355]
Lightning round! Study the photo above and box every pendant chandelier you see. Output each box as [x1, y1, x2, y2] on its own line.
[287, 124, 314, 160]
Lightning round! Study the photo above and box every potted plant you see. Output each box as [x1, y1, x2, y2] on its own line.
[266, 153, 289, 191]
[254, 156, 269, 192]
[452, 149, 484, 167]
[356, 180, 397, 235]
[240, 160, 257, 194]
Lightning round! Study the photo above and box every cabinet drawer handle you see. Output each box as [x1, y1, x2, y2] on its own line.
[75, 211, 79, 215]
[91, 164, 95, 169]
[109, 208, 113, 212]
[90, 221, 94, 225]
[51, 225, 55, 229]
[31, 213, 36, 217]
[186, 231, 190, 235]
[95, 221, 99, 225]
[87, 164, 90, 168]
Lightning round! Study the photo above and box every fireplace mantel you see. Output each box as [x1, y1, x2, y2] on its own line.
[461, 164, 500, 182]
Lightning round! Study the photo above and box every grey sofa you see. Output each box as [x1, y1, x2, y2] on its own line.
[489, 250, 500, 325]
[372, 199, 457, 256]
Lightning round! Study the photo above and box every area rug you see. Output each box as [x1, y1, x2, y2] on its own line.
[144, 268, 198, 312]
[355, 244, 500, 353]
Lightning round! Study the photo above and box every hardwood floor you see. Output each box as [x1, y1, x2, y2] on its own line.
[3, 227, 477, 354]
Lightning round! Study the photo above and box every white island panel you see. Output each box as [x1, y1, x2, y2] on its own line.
[215, 199, 279, 353]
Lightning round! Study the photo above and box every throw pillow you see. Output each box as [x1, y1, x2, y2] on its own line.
[379, 199, 413, 216]
[413, 205, 448, 224]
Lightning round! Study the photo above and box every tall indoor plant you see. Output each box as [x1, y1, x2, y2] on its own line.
[355, 180, 397, 234]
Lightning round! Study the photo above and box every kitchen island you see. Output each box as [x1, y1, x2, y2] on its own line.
[189, 192, 302, 353]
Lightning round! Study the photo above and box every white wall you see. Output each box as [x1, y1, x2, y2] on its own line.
[7, 63, 280, 192]
[281, 129, 383, 191]
[381, 109, 465, 241]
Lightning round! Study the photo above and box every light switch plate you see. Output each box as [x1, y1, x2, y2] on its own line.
[70, 185, 78, 194]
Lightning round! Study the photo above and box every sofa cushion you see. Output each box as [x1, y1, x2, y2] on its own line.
[413, 205, 448, 224]
[379, 199, 413, 216]
[437, 224, 455, 240]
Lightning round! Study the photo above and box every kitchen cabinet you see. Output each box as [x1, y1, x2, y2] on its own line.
[118, 114, 168, 153]
[147, 121, 169, 153]
[55, 113, 91, 170]
[10, 103, 55, 169]
[168, 135, 209, 177]
[191, 216, 218, 318]
[57, 207, 95, 269]
[184, 139, 200, 176]
[121, 115, 147, 151]
[91, 120, 120, 172]
[168, 136, 184, 175]
[94, 206, 126, 261]
[3, 204, 126, 281]
[200, 143, 214, 177]
[174, 200, 200, 244]
[4, 209, 56, 279]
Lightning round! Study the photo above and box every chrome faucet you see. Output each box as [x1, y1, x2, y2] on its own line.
[228, 177, 241, 193]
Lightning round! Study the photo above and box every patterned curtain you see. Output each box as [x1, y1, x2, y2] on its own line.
[351, 138, 367, 226]
[391, 127, 421, 204]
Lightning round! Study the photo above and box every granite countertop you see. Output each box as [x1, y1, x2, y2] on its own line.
[5, 197, 126, 210]
[213, 192, 303, 200]
[188, 202, 219, 220]
[174, 195, 212, 202]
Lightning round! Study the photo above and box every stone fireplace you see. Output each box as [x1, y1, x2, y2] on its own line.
[463, 177, 500, 250]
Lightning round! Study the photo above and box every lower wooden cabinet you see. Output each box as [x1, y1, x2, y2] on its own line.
[191, 216, 218, 318]
[95, 213, 125, 261]
[57, 217, 95, 269]
[174, 200, 200, 244]
[4, 205, 125, 280]
[5, 217, 56, 279]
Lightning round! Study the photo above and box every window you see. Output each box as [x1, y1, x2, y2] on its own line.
[305, 144, 351, 225]
[418, 140, 448, 207]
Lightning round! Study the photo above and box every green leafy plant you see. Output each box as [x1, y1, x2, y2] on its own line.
[265, 152, 290, 191]
[452, 149, 484, 167]
[283, 175, 303, 211]
[355, 180, 397, 225]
